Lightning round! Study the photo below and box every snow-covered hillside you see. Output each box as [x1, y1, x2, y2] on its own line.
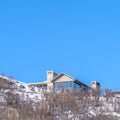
[0, 75, 120, 120]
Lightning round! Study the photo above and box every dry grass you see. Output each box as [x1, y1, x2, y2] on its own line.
[0, 78, 119, 120]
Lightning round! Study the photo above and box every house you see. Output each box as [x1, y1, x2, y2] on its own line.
[28, 71, 100, 93]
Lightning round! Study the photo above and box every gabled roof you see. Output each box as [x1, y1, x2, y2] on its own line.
[51, 72, 75, 82]
[51, 72, 90, 88]
[74, 79, 90, 88]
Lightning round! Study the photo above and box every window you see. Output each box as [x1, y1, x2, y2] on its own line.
[54, 81, 74, 92]
[74, 82, 80, 91]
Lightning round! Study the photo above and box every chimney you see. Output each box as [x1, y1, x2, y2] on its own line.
[46, 71, 57, 90]
[47, 71, 57, 82]
[92, 81, 100, 91]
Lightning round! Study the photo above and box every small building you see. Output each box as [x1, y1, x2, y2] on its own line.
[28, 71, 100, 93]
[112, 91, 120, 98]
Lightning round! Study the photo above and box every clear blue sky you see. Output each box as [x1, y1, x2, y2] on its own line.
[0, 0, 120, 91]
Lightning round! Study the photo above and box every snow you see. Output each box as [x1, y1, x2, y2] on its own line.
[0, 75, 120, 119]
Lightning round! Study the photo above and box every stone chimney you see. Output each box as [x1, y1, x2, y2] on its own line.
[92, 81, 100, 92]
[46, 71, 57, 90]
[47, 71, 57, 82]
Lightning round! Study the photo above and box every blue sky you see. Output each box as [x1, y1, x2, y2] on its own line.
[0, 0, 120, 90]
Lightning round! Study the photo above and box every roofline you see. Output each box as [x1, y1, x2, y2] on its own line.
[74, 79, 90, 88]
[51, 72, 90, 88]
[28, 81, 47, 86]
[51, 72, 75, 82]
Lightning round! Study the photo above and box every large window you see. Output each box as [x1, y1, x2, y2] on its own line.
[54, 81, 74, 92]
[74, 82, 81, 91]
[54, 81, 82, 92]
